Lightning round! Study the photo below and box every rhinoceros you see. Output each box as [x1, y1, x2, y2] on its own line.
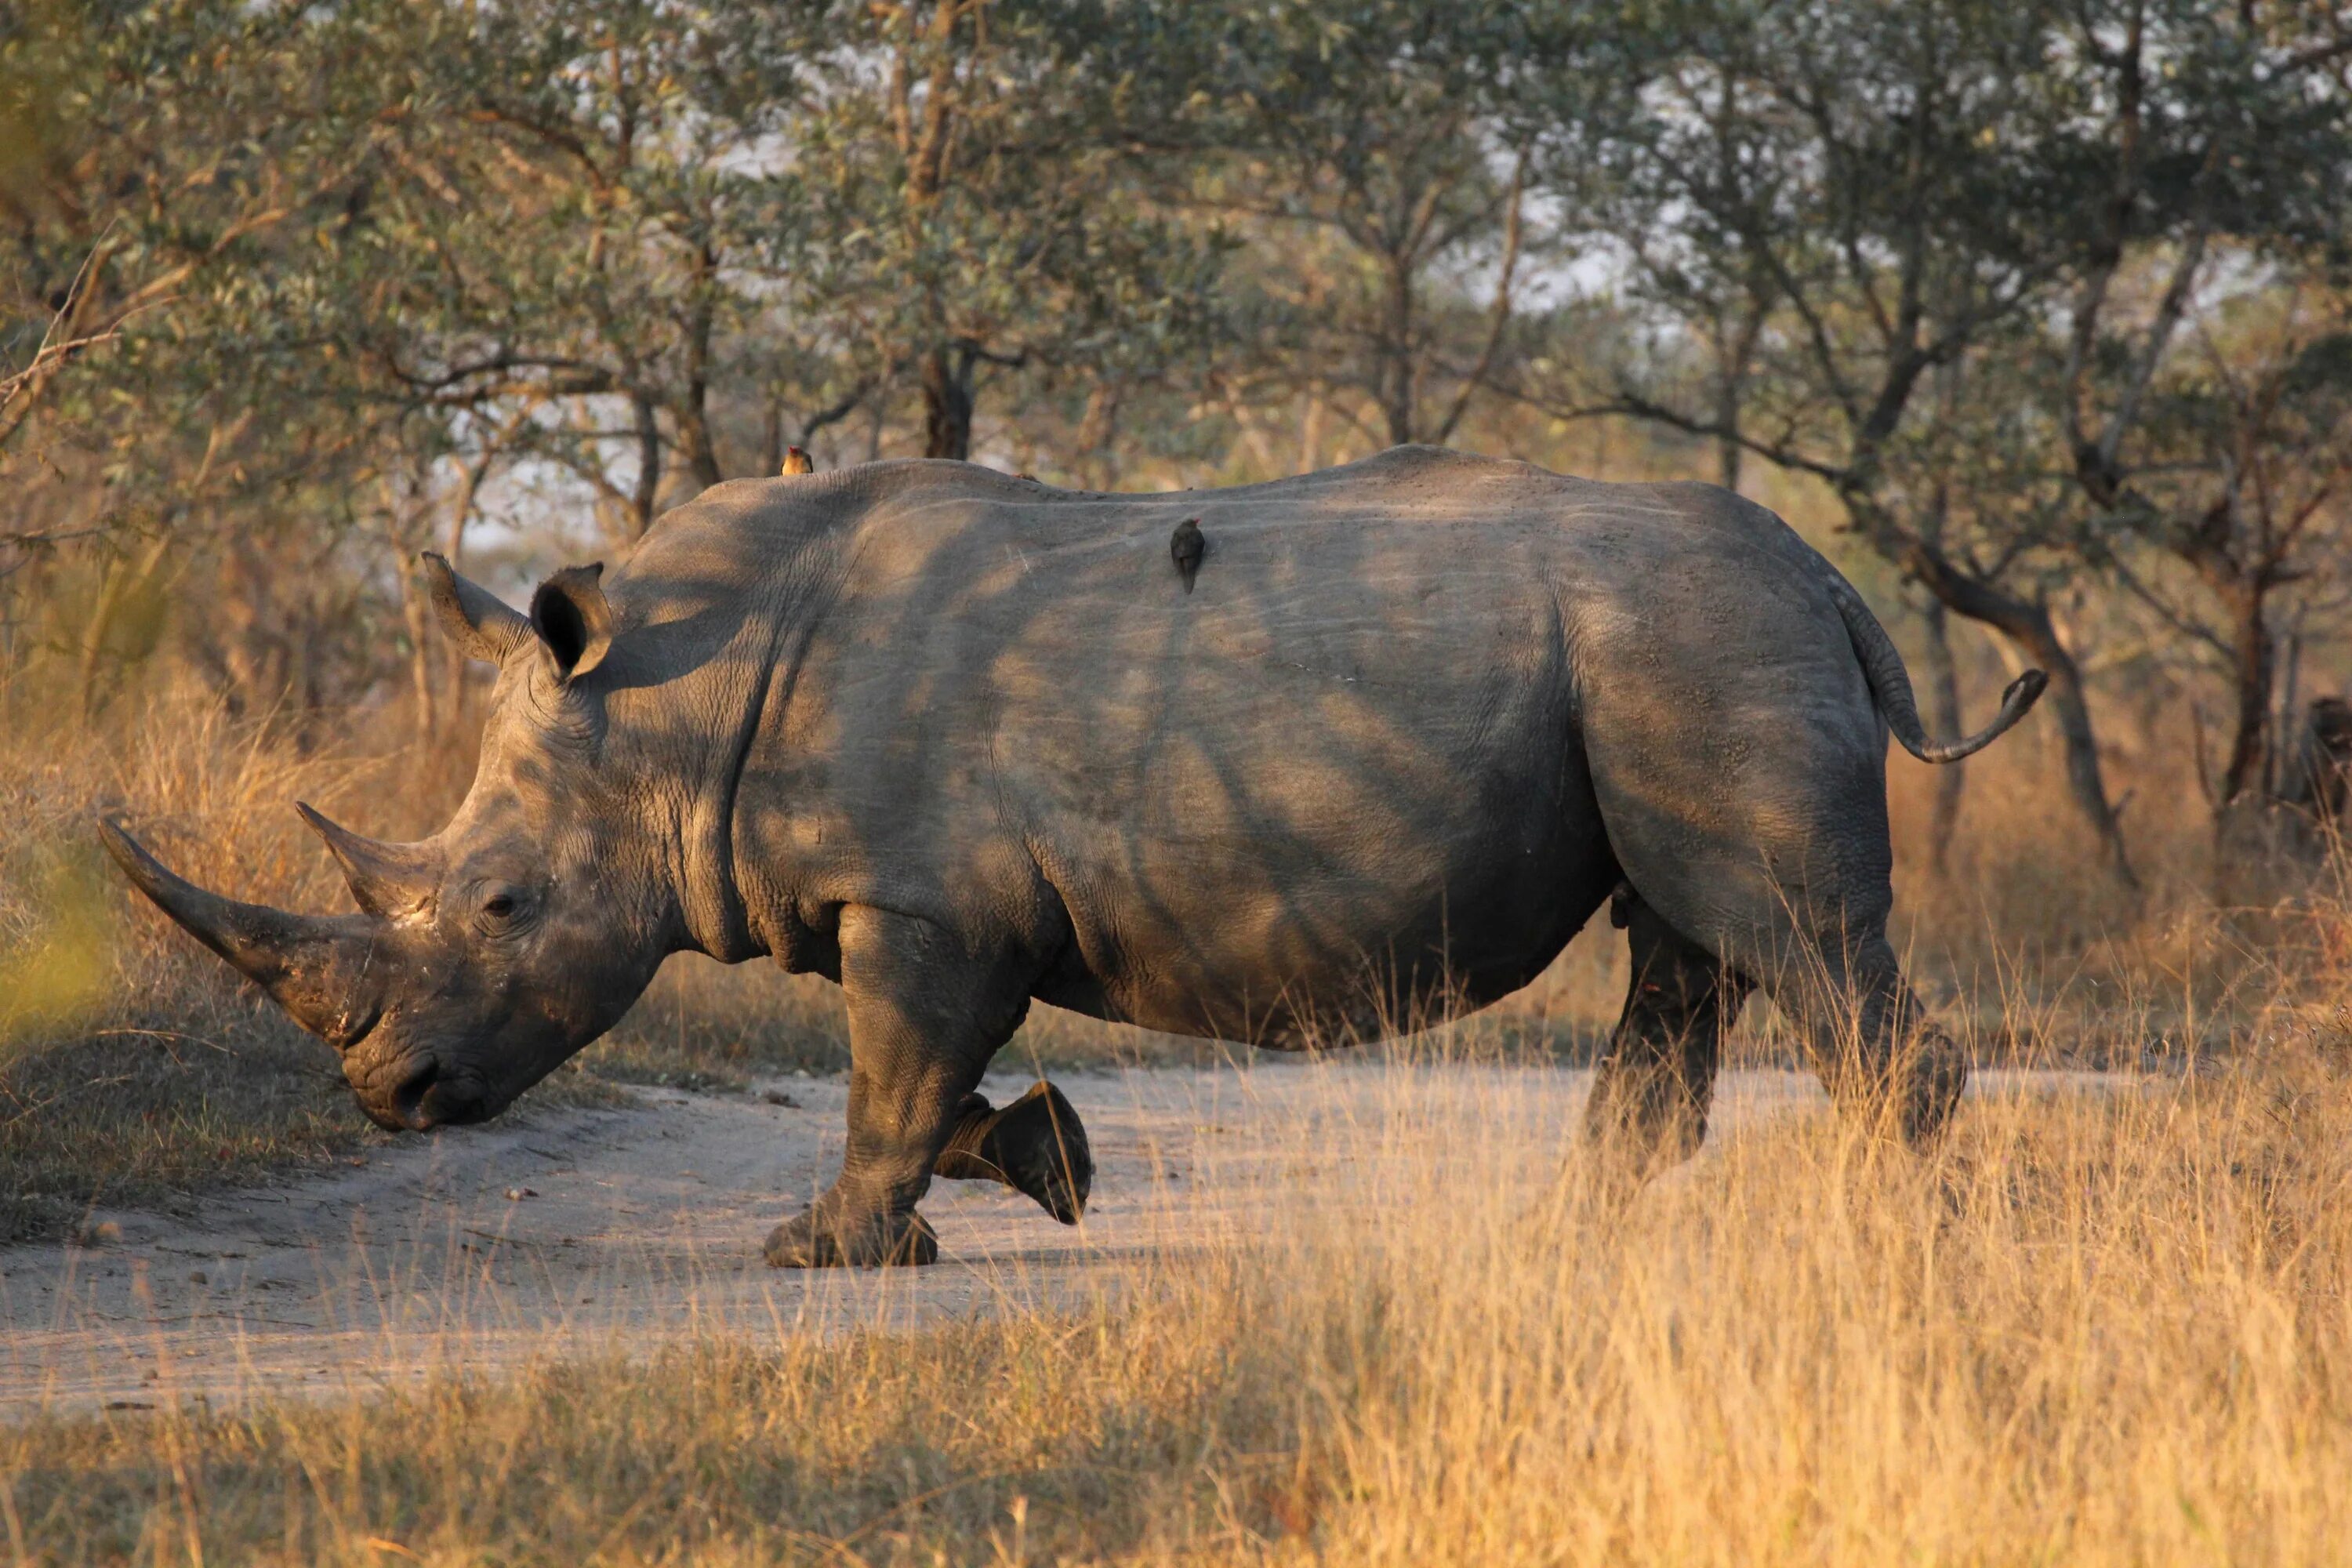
[103, 447, 2041, 1265]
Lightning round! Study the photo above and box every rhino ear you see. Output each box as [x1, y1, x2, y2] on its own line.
[529, 563, 613, 682]
[422, 553, 532, 664]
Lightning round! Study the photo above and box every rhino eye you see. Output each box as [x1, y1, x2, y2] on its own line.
[473, 885, 532, 933]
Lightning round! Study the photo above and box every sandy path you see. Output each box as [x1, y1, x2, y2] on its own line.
[0, 1062, 2077, 1417]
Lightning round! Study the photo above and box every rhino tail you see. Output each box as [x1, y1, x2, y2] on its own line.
[1829, 578, 2048, 765]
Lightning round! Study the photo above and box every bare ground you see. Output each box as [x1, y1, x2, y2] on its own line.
[0, 1062, 2006, 1417]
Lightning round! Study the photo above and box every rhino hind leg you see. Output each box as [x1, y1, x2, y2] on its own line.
[933, 1080, 1093, 1224]
[1585, 895, 1752, 1176]
[1776, 933, 1966, 1149]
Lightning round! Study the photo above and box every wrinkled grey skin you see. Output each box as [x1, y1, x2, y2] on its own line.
[103, 447, 2042, 1265]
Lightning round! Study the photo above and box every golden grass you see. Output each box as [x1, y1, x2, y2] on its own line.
[0, 690, 381, 1236]
[7, 1049, 2352, 1564]
[0, 683, 622, 1238]
[9, 659, 2352, 1561]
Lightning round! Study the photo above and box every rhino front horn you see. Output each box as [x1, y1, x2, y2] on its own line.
[295, 803, 437, 919]
[96, 818, 387, 1049]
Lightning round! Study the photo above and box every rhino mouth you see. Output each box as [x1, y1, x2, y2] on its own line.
[372, 1053, 499, 1133]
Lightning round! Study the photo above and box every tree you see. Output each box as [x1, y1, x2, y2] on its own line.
[294, 0, 822, 534]
[2041, 0, 2352, 811]
[1, 0, 394, 717]
[0, 2, 350, 474]
[1148, 0, 1641, 464]
[2078, 280, 2352, 811]
[776, 0, 1228, 461]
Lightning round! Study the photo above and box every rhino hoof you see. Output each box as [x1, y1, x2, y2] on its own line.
[992, 1080, 1092, 1225]
[763, 1208, 938, 1269]
[935, 1080, 1093, 1224]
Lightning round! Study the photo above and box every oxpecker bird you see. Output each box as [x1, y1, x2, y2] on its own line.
[780, 446, 815, 475]
[1171, 517, 1205, 593]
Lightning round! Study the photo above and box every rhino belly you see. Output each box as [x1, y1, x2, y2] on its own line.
[1038, 807, 1616, 1047]
[1025, 699, 1617, 1048]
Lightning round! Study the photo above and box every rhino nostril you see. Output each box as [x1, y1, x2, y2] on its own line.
[391, 1057, 440, 1127]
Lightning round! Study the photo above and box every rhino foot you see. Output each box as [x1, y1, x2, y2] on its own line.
[764, 1207, 938, 1269]
[933, 1080, 1092, 1225]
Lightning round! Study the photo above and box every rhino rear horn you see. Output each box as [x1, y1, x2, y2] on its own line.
[97, 818, 387, 1049]
[422, 552, 532, 664]
[295, 803, 437, 919]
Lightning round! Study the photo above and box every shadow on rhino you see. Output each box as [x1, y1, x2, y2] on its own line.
[103, 448, 2042, 1266]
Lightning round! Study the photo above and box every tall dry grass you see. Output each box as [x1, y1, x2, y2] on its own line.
[8, 659, 2352, 1559]
[7, 1040, 2352, 1563]
[0, 679, 570, 1237]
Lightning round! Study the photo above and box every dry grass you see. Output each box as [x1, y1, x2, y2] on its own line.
[0, 690, 385, 1237]
[0, 684, 624, 1240]
[7, 1045, 2352, 1563]
[10, 659, 2352, 1560]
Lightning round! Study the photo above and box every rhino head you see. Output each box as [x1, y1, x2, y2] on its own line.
[101, 555, 676, 1131]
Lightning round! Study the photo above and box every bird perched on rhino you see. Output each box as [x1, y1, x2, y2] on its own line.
[1171, 517, 1205, 592]
[780, 446, 815, 476]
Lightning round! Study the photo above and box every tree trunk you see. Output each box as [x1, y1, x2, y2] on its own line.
[922, 345, 976, 460]
[760, 394, 786, 480]
[1381, 257, 1417, 447]
[76, 555, 135, 723]
[376, 483, 438, 746]
[1919, 600, 1967, 876]
[681, 242, 724, 491]
[2009, 613, 2134, 889]
[2268, 617, 2303, 799]
[440, 461, 480, 738]
[629, 393, 662, 534]
[399, 558, 437, 748]
[2217, 580, 2271, 806]
[1712, 315, 1754, 494]
[1715, 404, 1742, 493]
[1914, 359, 1964, 873]
[678, 403, 724, 492]
[1076, 380, 1123, 488]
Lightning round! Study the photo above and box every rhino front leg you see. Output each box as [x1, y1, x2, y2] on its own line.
[765, 906, 1033, 1268]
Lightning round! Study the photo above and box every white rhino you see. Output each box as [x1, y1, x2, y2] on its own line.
[103, 448, 2040, 1265]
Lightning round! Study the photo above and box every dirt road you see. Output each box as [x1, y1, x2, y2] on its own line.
[0, 1063, 1892, 1416]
